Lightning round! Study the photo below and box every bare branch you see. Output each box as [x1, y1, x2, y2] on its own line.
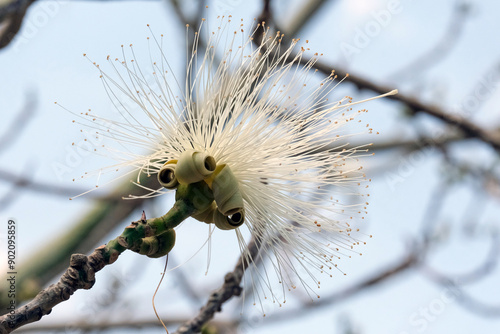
[0, 191, 199, 333]
[388, 2, 471, 81]
[0, 250, 109, 334]
[0, 175, 158, 307]
[0, 91, 36, 154]
[266, 244, 420, 323]
[422, 236, 500, 318]
[15, 318, 238, 333]
[279, 0, 332, 38]
[0, 168, 103, 201]
[0, 0, 35, 49]
[422, 233, 500, 287]
[295, 55, 500, 151]
[174, 237, 260, 334]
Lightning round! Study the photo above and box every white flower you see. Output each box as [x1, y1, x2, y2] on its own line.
[65, 17, 396, 309]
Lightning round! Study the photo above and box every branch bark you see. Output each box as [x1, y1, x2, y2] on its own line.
[0, 182, 205, 333]
[174, 237, 260, 334]
[0, 248, 111, 334]
[0, 174, 159, 307]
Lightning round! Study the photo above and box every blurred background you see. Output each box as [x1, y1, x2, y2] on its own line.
[1, 0, 500, 333]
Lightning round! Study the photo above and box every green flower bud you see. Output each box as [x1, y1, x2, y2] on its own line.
[213, 208, 245, 230]
[157, 160, 179, 189]
[176, 150, 216, 184]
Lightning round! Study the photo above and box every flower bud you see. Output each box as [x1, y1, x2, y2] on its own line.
[213, 209, 245, 230]
[157, 161, 178, 189]
[175, 150, 216, 184]
[212, 164, 244, 216]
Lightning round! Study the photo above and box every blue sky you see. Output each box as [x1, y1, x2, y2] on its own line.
[1, 0, 500, 333]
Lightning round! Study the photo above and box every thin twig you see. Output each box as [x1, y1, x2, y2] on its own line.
[422, 232, 500, 286]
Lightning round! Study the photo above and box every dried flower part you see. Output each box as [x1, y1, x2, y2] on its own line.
[63, 16, 397, 308]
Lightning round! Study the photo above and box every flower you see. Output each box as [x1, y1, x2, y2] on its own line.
[65, 16, 396, 309]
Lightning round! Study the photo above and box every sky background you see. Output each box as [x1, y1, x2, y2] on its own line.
[1, 0, 500, 333]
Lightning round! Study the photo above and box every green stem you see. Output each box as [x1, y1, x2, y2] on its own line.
[148, 198, 195, 235]
[103, 181, 214, 261]
[0, 182, 217, 330]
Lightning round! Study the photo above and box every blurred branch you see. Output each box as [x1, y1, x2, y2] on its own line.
[0, 0, 35, 49]
[16, 318, 238, 333]
[0, 91, 38, 209]
[422, 232, 500, 286]
[388, 2, 471, 81]
[0, 91, 36, 154]
[422, 234, 500, 317]
[419, 181, 450, 244]
[169, 0, 205, 28]
[0, 164, 31, 210]
[257, 0, 272, 27]
[266, 244, 420, 323]
[295, 55, 500, 151]
[0, 193, 199, 332]
[169, 255, 203, 304]
[0, 168, 108, 201]
[445, 158, 500, 200]
[0, 174, 158, 306]
[278, 0, 332, 38]
[253, 0, 500, 152]
[348, 131, 465, 153]
[174, 237, 260, 334]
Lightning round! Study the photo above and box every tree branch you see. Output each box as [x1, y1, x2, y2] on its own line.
[174, 237, 260, 334]
[0, 174, 159, 307]
[298, 56, 500, 151]
[387, 2, 471, 81]
[15, 318, 237, 333]
[0, 91, 36, 155]
[0, 0, 35, 49]
[0, 182, 208, 333]
[265, 244, 420, 323]
[0, 248, 111, 334]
